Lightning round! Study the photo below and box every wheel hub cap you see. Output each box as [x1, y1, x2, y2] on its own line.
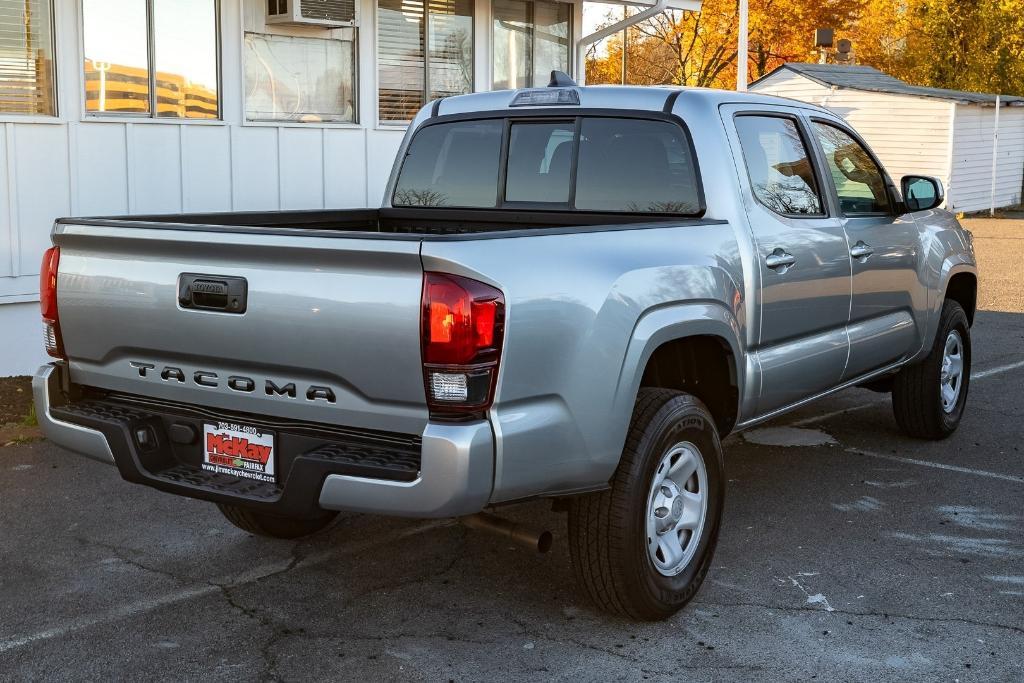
[940, 330, 964, 414]
[646, 442, 708, 576]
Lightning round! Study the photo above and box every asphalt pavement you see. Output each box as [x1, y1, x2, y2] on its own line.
[1, 219, 1022, 681]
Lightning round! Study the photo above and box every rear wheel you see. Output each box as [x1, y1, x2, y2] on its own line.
[892, 300, 971, 439]
[568, 389, 725, 620]
[217, 504, 338, 539]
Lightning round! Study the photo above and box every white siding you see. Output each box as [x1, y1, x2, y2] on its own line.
[0, 302, 48, 377]
[752, 71, 954, 197]
[949, 104, 1024, 213]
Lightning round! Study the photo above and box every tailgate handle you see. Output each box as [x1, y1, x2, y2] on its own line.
[178, 274, 247, 314]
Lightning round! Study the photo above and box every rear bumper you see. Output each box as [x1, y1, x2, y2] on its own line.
[34, 364, 116, 464]
[33, 363, 494, 518]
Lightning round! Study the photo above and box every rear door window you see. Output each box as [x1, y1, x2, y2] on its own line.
[393, 115, 703, 215]
[734, 115, 824, 216]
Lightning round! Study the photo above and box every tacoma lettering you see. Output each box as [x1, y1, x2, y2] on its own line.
[129, 362, 333, 404]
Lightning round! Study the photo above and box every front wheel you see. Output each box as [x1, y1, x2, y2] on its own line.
[892, 300, 971, 440]
[568, 389, 725, 620]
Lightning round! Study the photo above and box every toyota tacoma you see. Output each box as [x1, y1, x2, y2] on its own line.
[34, 77, 977, 620]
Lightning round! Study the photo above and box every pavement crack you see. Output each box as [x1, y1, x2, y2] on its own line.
[75, 536, 187, 584]
[209, 538, 318, 683]
[217, 581, 285, 682]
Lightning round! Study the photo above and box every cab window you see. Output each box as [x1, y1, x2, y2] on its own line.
[811, 121, 891, 215]
[393, 115, 703, 215]
[734, 115, 824, 217]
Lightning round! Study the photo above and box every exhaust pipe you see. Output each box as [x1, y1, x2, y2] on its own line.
[460, 512, 553, 554]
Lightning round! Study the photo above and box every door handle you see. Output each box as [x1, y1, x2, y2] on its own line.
[765, 249, 796, 270]
[178, 273, 248, 313]
[850, 241, 874, 259]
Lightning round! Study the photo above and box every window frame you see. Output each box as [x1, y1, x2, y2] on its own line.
[79, 0, 222, 121]
[732, 111, 829, 220]
[390, 108, 706, 217]
[808, 116, 896, 218]
[0, 0, 58, 121]
[375, 0, 475, 126]
[491, 0, 573, 90]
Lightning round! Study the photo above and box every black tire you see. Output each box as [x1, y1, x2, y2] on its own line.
[892, 300, 971, 440]
[217, 504, 338, 539]
[568, 389, 725, 620]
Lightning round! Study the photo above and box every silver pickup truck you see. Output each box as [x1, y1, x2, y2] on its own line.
[34, 78, 977, 620]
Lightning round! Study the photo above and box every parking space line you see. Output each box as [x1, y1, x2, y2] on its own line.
[0, 519, 451, 654]
[789, 358, 1024, 428]
[844, 447, 1024, 484]
[0, 585, 221, 654]
[974, 358, 1024, 379]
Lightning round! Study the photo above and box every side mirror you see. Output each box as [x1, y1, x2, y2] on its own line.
[901, 175, 944, 212]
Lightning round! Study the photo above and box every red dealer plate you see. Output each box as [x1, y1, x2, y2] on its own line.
[202, 421, 277, 483]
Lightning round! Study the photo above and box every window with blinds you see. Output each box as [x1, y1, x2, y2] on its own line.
[377, 0, 472, 124]
[0, 0, 56, 116]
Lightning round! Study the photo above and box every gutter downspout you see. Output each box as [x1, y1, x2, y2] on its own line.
[575, 0, 670, 85]
[990, 94, 1001, 217]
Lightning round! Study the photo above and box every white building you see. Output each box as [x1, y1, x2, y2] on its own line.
[0, 0, 700, 376]
[751, 63, 1024, 215]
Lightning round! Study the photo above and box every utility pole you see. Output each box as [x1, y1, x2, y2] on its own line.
[737, 0, 748, 91]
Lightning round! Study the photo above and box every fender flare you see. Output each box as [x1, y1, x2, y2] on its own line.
[939, 261, 978, 310]
[915, 260, 977, 362]
[609, 301, 745, 441]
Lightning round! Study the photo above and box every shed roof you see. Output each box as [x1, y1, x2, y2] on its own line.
[752, 63, 1024, 105]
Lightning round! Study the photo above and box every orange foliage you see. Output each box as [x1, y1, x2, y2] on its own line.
[587, 0, 1024, 95]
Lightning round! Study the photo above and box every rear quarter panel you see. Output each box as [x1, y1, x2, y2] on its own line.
[422, 222, 746, 502]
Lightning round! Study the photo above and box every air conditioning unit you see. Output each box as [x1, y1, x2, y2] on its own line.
[266, 0, 359, 29]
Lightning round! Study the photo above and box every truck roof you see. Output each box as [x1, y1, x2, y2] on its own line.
[427, 84, 832, 121]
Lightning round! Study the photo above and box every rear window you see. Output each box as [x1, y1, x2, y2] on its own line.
[392, 120, 504, 208]
[392, 116, 702, 215]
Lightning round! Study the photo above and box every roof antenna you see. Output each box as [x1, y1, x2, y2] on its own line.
[548, 70, 577, 87]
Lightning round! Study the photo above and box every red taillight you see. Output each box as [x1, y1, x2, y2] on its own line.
[421, 272, 504, 417]
[40, 246, 64, 359]
[40, 246, 59, 321]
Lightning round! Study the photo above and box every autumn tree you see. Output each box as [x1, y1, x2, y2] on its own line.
[587, 0, 1024, 95]
[747, 0, 864, 79]
[587, 0, 863, 88]
[586, 0, 740, 87]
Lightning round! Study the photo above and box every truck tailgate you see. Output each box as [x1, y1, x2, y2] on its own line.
[53, 222, 428, 435]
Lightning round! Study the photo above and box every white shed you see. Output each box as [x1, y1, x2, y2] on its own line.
[750, 63, 1024, 214]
